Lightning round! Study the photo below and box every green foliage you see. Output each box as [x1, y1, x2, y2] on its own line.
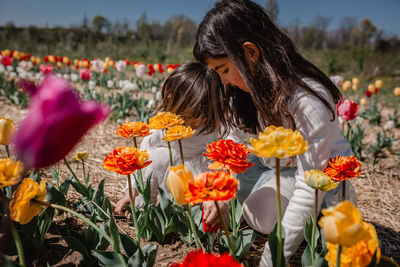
[359, 100, 381, 125]
[367, 131, 394, 165]
[346, 122, 365, 159]
[268, 222, 286, 267]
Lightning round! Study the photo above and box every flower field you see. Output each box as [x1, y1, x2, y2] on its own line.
[1, 50, 400, 266]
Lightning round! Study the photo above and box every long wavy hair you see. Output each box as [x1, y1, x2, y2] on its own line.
[155, 62, 224, 135]
[193, 0, 341, 135]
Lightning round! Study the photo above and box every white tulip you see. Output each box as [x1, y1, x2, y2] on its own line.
[136, 64, 146, 78]
[70, 73, 79, 82]
[329, 75, 344, 87]
[91, 59, 104, 72]
[107, 80, 114, 88]
[384, 120, 395, 131]
[151, 86, 158, 93]
[88, 80, 96, 89]
[115, 60, 127, 72]
[147, 99, 156, 109]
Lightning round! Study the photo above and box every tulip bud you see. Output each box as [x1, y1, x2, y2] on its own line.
[375, 79, 383, 89]
[342, 80, 351, 91]
[0, 117, 15, 145]
[394, 87, 400, 96]
[360, 98, 367, 106]
[305, 170, 339, 192]
[352, 84, 357, 91]
[73, 151, 89, 161]
[367, 84, 375, 93]
[352, 78, 359, 86]
[48, 55, 56, 64]
[166, 165, 194, 205]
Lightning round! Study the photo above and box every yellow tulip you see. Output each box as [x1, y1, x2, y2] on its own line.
[305, 170, 339, 192]
[352, 84, 357, 91]
[0, 158, 23, 189]
[162, 125, 196, 142]
[166, 164, 194, 205]
[342, 80, 351, 91]
[352, 78, 359, 86]
[48, 55, 56, 64]
[2, 49, 10, 56]
[63, 56, 70, 65]
[319, 201, 369, 247]
[394, 87, 400, 96]
[325, 222, 381, 267]
[167, 67, 174, 74]
[367, 84, 375, 93]
[10, 178, 47, 225]
[0, 117, 15, 145]
[375, 80, 383, 89]
[73, 151, 89, 161]
[13, 51, 22, 60]
[149, 112, 184, 130]
[35, 57, 41, 65]
[249, 126, 309, 159]
[56, 62, 62, 68]
[360, 98, 367, 106]
[73, 59, 79, 66]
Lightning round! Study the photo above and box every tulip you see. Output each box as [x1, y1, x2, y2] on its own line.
[305, 169, 339, 192]
[319, 201, 369, 247]
[14, 75, 110, 168]
[39, 64, 53, 75]
[394, 87, 400, 96]
[48, 55, 56, 64]
[352, 78, 359, 86]
[329, 75, 343, 87]
[0, 117, 15, 146]
[360, 98, 367, 106]
[367, 83, 375, 93]
[0, 55, 13, 66]
[375, 79, 383, 89]
[352, 84, 357, 91]
[342, 80, 351, 91]
[365, 90, 372, 98]
[115, 60, 127, 72]
[337, 99, 358, 121]
[80, 68, 92, 80]
[136, 64, 146, 78]
[166, 164, 194, 205]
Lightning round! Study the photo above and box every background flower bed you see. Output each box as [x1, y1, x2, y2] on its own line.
[1, 94, 399, 266]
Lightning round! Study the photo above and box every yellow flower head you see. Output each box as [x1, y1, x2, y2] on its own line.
[394, 87, 400, 96]
[10, 178, 47, 225]
[0, 117, 15, 146]
[360, 98, 367, 106]
[0, 158, 23, 189]
[305, 169, 339, 192]
[162, 125, 196, 142]
[375, 80, 383, 89]
[342, 81, 351, 91]
[319, 201, 369, 247]
[325, 222, 381, 267]
[149, 112, 184, 130]
[166, 164, 194, 205]
[367, 84, 375, 93]
[73, 151, 89, 161]
[352, 78, 360, 86]
[249, 126, 309, 159]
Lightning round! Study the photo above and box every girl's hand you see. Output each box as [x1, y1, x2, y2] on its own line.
[201, 201, 228, 227]
[115, 188, 138, 216]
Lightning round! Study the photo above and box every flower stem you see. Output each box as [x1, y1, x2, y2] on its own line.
[337, 245, 342, 267]
[0, 191, 25, 267]
[64, 158, 81, 184]
[167, 141, 173, 166]
[214, 201, 235, 257]
[34, 199, 127, 267]
[186, 204, 202, 250]
[275, 157, 283, 267]
[342, 180, 346, 201]
[178, 140, 185, 165]
[311, 189, 318, 267]
[133, 137, 144, 189]
[81, 159, 86, 186]
[231, 198, 238, 237]
[5, 145, 10, 157]
[127, 175, 140, 245]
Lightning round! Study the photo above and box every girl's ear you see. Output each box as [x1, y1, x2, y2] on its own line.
[242, 42, 260, 63]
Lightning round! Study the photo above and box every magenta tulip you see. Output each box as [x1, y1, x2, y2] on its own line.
[337, 98, 359, 121]
[14, 75, 110, 168]
[79, 68, 92, 81]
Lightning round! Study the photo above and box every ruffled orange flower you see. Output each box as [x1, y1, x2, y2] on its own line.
[323, 155, 362, 181]
[325, 222, 381, 267]
[148, 112, 184, 130]
[0, 158, 23, 189]
[162, 125, 196, 142]
[184, 170, 238, 204]
[203, 139, 254, 174]
[116, 121, 152, 138]
[102, 146, 152, 175]
[10, 178, 47, 225]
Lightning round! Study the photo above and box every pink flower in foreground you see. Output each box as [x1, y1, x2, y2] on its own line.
[39, 64, 53, 75]
[79, 68, 92, 80]
[14, 75, 110, 168]
[337, 99, 359, 121]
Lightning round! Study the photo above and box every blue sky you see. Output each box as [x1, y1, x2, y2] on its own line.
[0, 0, 399, 36]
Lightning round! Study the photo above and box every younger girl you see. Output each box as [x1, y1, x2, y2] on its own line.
[194, 0, 355, 266]
[115, 62, 227, 219]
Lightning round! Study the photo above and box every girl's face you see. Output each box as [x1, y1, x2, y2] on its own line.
[206, 57, 250, 93]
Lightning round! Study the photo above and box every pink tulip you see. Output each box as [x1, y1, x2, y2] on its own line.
[79, 68, 92, 80]
[337, 98, 359, 121]
[14, 75, 110, 168]
[39, 64, 53, 75]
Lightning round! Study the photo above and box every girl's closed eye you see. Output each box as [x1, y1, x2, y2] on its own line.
[222, 68, 229, 74]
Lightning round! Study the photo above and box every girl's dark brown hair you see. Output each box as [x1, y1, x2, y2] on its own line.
[193, 0, 342, 134]
[156, 61, 224, 135]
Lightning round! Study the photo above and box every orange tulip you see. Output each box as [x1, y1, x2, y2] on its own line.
[116, 121, 152, 138]
[0, 158, 23, 189]
[9, 178, 47, 225]
[323, 155, 362, 181]
[162, 125, 196, 142]
[102, 146, 152, 175]
[203, 139, 254, 174]
[184, 170, 238, 204]
[149, 112, 184, 130]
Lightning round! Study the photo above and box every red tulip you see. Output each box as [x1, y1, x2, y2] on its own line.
[374, 87, 379, 94]
[171, 250, 243, 267]
[147, 64, 155, 76]
[14, 75, 110, 168]
[365, 90, 372, 98]
[80, 68, 92, 80]
[0, 55, 13, 66]
[39, 64, 53, 75]
[202, 209, 221, 233]
[337, 99, 358, 121]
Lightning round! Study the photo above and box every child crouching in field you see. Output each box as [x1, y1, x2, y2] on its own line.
[115, 62, 227, 227]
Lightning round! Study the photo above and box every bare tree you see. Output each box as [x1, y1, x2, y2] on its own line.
[265, 0, 279, 23]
